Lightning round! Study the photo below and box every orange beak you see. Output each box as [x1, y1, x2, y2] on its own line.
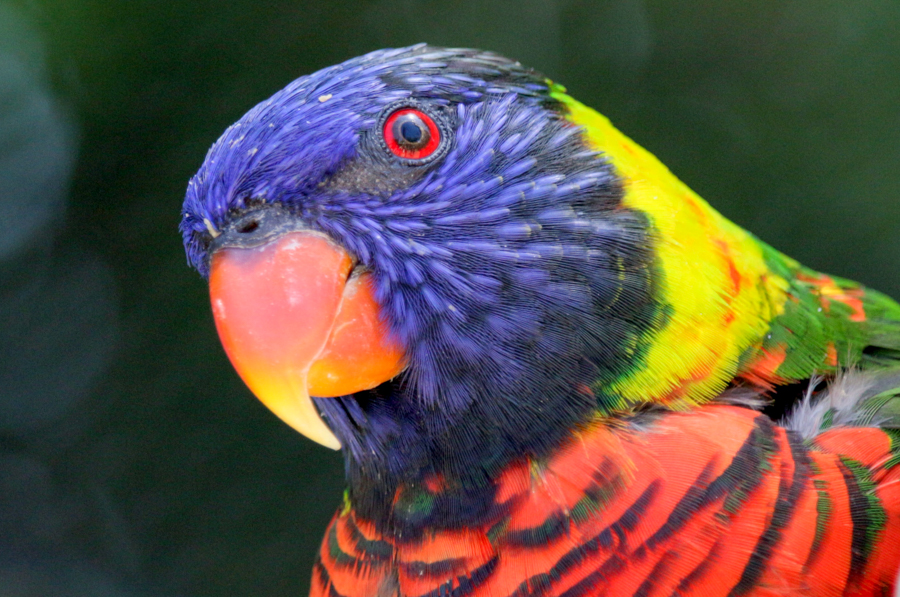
[209, 230, 406, 449]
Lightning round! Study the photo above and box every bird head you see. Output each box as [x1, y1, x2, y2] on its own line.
[181, 45, 655, 491]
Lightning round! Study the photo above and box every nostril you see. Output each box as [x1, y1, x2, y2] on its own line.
[236, 220, 260, 234]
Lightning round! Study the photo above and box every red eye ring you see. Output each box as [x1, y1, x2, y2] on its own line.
[383, 108, 441, 160]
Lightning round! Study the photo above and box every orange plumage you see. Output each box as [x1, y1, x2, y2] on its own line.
[313, 404, 900, 597]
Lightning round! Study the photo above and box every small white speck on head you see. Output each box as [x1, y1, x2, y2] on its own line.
[318, 94, 333, 103]
[203, 218, 220, 238]
[247, 147, 258, 156]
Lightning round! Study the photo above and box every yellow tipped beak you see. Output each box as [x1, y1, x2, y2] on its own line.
[208, 231, 406, 450]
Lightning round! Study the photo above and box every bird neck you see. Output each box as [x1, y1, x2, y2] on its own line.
[557, 92, 792, 407]
[342, 407, 628, 540]
[317, 381, 603, 532]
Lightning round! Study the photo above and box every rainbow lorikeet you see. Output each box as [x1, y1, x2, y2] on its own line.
[181, 45, 900, 596]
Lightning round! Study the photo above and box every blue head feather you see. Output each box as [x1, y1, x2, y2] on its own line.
[182, 45, 657, 527]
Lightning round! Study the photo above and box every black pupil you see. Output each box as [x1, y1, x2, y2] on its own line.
[400, 121, 422, 143]
[393, 113, 430, 150]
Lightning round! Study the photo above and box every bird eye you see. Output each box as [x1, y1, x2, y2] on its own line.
[383, 108, 441, 160]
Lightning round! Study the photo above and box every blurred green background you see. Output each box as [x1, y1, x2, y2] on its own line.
[1, 1, 898, 595]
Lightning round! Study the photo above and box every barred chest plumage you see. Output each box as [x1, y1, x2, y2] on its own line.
[313, 402, 900, 597]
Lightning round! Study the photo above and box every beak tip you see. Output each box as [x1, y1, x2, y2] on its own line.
[320, 435, 342, 451]
[248, 376, 343, 451]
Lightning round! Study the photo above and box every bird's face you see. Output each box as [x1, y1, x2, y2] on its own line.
[182, 46, 654, 484]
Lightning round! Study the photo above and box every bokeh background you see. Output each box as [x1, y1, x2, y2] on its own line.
[2, 1, 899, 595]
